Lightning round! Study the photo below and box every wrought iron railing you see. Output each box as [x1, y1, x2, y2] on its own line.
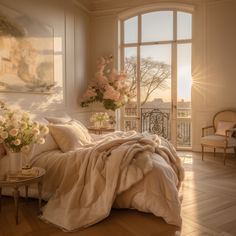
[177, 117, 191, 147]
[141, 108, 170, 139]
[124, 107, 191, 147]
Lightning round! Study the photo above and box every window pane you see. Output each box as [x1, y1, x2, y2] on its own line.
[142, 11, 173, 42]
[177, 43, 192, 147]
[177, 12, 192, 40]
[177, 43, 192, 104]
[124, 120, 138, 131]
[124, 16, 138, 43]
[140, 44, 172, 105]
[124, 47, 138, 117]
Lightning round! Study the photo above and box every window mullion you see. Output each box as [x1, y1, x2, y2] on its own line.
[136, 14, 141, 131]
[171, 10, 177, 147]
[120, 20, 125, 130]
[120, 20, 125, 71]
[123, 39, 191, 48]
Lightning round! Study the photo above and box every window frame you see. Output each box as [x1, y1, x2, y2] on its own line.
[118, 4, 193, 148]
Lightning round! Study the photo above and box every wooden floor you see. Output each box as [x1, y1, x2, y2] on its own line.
[0, 151, 236, 236]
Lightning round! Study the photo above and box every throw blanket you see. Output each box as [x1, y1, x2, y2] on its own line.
[40, 131, 184, 231]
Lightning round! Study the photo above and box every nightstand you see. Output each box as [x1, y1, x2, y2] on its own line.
[87, 126, 115, 135]
[0, 167, 46, 224]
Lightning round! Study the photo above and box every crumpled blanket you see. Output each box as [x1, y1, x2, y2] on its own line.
[40, 131, 184, 231]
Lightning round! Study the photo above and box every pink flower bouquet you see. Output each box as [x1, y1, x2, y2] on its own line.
[81, 55, 131, 111]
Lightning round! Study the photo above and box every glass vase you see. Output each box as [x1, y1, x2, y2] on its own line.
[21, 144, 35, 169]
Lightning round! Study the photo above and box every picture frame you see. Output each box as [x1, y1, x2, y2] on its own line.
[0, 3, 54, 94]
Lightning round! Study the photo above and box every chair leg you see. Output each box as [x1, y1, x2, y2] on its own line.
[223, 148, 226, 165]
[213, 148, 216, 159]
[201, 145, 204, 161]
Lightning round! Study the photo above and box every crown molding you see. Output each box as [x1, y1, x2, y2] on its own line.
[206, 0, 234, 5]
[73, 1, 197, 17]
[72, 0, 90, 13]
[119, 2, 195, 19]
[89, 7, 126, 16]
[72, 0, 232, 15]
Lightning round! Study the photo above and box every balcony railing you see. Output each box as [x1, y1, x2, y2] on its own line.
[124, 107, 191, 147]
[141, 108, 170, 139]
[177, 117, 191, 147]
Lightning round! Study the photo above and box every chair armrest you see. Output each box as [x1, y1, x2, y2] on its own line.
[225, 128, 236, 137]
[227, 127, 236, 132]
[202, 125, 214, 137]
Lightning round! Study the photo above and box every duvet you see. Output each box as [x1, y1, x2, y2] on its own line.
[29, 130, 184, 232]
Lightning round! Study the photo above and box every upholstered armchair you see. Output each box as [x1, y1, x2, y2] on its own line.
[201, 110, 236, 165]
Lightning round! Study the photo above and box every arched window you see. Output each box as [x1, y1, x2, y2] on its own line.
[119, 5, 193, 148]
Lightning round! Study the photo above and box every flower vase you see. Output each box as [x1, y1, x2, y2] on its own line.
[21, 144, 35, 169]
[8, 151, 22, 175]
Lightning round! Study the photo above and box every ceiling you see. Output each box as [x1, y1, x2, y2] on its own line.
[75, 0, 163, 12]
[75, 0, 219, 12]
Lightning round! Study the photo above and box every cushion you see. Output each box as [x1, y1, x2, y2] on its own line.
[45, 115, 72, 124]
[201, 135, 236, 147]
[34, 116, 50, 124]
[70, 120, 92, 143]
[45, 116, 92, 143]
[49, 123, 91, 152]
[33, 133, 59, 156]
[215, 121, 235, 136]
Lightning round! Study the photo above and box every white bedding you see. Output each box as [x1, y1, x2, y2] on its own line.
[0, 130, 184, 232]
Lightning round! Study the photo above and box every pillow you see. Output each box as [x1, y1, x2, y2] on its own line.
[45, 115, 72, 124]
[45, 116, 92, 143]
[215, 121, 235, 136]
[49, 123, 90, 152]
[70, 120, 92, 143]
[33, 133, 59, 156]
[34, 116, 49, 124]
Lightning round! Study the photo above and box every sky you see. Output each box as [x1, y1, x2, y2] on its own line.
[124, 11, 192, 102]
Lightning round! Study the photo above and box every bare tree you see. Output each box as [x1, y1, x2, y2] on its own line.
[124, 56, 171, 106]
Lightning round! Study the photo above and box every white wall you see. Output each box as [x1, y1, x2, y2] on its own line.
[88, 0, 236, 151]
[192, 0, 236, 151]
[0, 0, 90, 122]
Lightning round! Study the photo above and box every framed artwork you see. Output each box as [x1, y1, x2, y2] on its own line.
[0, 4, 54, 94]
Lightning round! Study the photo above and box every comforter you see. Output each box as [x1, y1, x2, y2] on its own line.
[30, 131, 184, 232]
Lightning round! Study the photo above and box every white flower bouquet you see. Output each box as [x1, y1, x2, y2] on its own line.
[90, 112, 110, 127]
[0, 101, 49, 153]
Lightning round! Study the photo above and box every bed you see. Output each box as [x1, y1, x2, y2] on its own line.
[0, 116, 184, 232]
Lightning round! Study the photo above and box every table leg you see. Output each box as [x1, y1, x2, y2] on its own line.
[38, 181, 43, 214]
[0, 187, 2, 212]
[13, 187, 20, 224]
[25, 185, 28, 201]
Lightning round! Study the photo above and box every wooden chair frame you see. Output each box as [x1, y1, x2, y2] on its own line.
[201, 110, 236, 165]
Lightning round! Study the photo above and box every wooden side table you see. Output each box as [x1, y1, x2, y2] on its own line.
[87, 126, 115, 135]
[0, 167, 46, 224]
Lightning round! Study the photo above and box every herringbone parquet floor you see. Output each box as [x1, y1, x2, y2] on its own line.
[179, 151, 236, 236]
[0, 151, 236, 236]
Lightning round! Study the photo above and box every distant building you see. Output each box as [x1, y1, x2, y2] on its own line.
[0, 57, 17, 75]
[125, 97, 191, 117]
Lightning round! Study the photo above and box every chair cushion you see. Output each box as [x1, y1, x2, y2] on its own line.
[215, 121, 235, 136]
[201, 135, 236, 148]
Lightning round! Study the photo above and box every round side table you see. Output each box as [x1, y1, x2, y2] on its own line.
[0, 167, 46, 224]
[87, 126, 115, 135]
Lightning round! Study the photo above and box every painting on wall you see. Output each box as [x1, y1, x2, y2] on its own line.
[0, 4, 54, 94]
